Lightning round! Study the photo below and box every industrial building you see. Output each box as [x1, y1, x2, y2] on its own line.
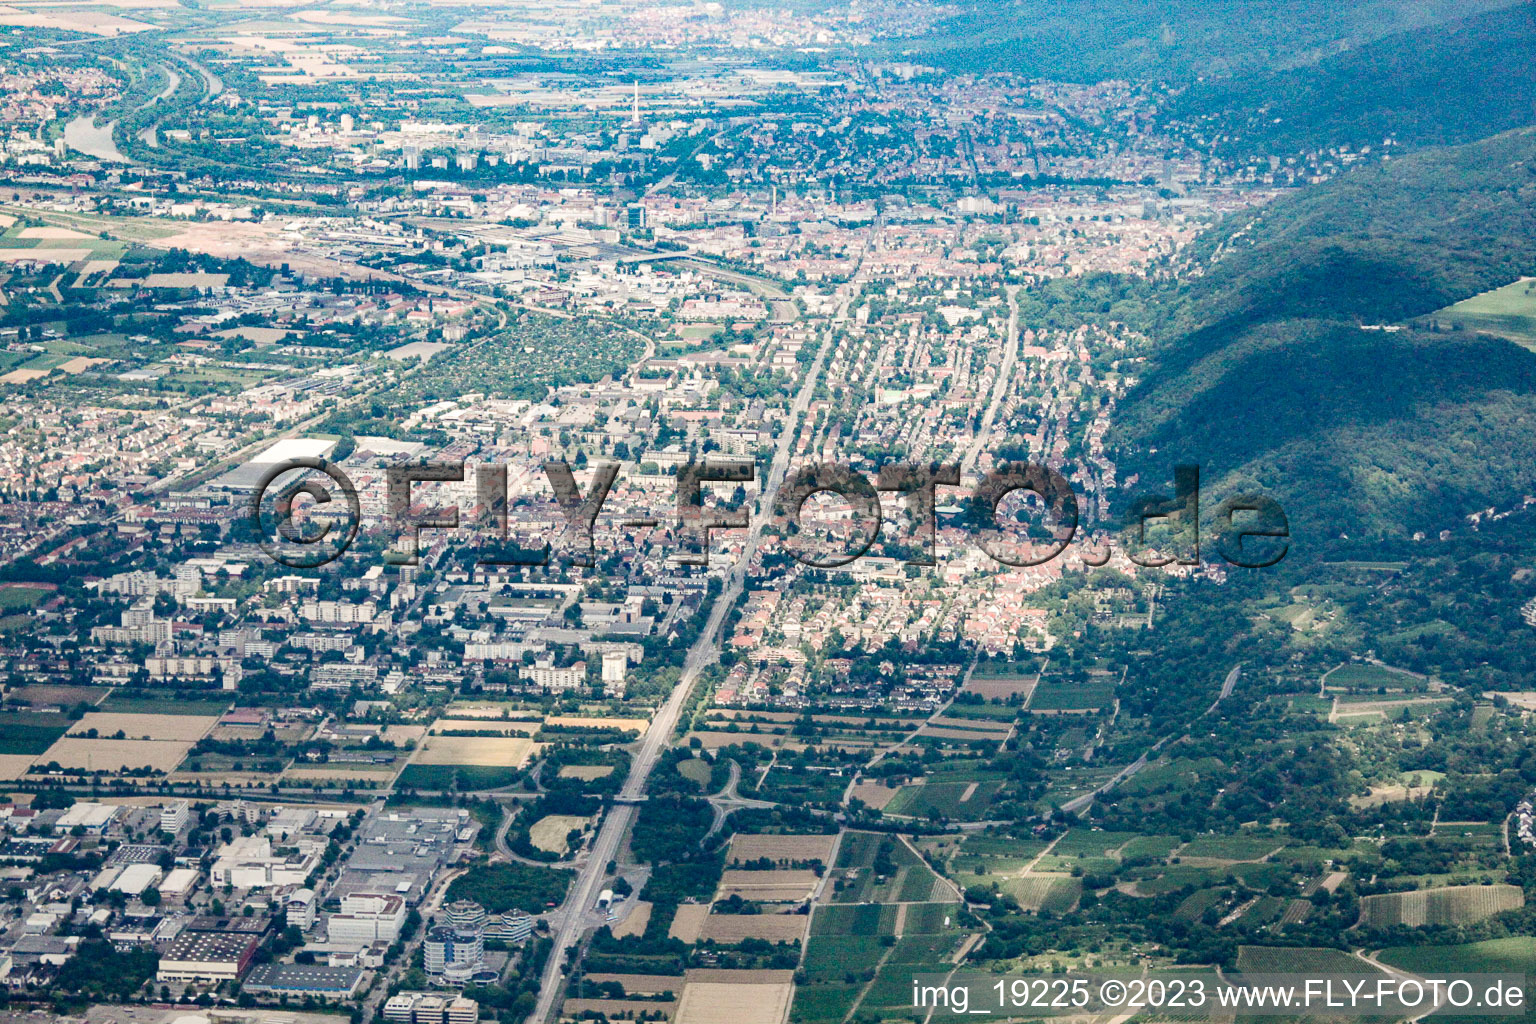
[242, 963, 367, 1001]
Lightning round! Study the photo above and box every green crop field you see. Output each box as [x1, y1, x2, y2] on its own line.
[1358, 884, 1523, 928]
[1117, 835, 1182, 859]
[1029, 677, 1116, 710]
[943, 702, 1020, 721]
[1128, 864, 1223, 894]
[883, 780, 1003, 819]
[1229, 862, 1288, 889]
[1378, 936, 1534, 975]
[1172, 887, 1224, 922]
[97, 694, 232, 715]
[1053, 829, 1139, 857]
[1379, 938, 1536, 1024]
[0, 715, 69, 754]
[789, 982, 861, 1024]
[956, 835, 1050, 860]
[1178, 834, 1283, 860]
[861, 957, 956, 1010]
[1003, 875, 1079, 913]
[1236, 946, 1377, 974]
[902, 902, 962, 933]
[1326, 662, 1423, 690]
[800, 935, 887, 981]
[898, 866, 940, 901]
[810, 901, 898, 936]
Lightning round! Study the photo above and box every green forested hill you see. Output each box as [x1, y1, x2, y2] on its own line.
[903, 0, 1516, 81]
[1170, 2, 1536, 154]
[1112, 128, 1536, 542]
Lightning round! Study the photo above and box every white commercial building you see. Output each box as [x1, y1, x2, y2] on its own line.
[109, 863, 162, 896]
[55, 803, 119, 834]
[210, 834, 324, 889]
[160, 867, 198, 900]
[328, 892, 408, 946]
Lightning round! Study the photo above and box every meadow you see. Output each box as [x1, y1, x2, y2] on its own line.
[1428, 277, 1536, 348]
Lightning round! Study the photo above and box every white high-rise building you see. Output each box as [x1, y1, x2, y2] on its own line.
[160, 801, 189, 835]
[287, 888, 316, 930]
[423, 925, 482, 976]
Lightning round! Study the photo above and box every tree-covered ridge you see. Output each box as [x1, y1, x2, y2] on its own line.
[1171, 2, 1536, 156]
[901, 0, 1509, 81]
[1110, 128, 1536, 540]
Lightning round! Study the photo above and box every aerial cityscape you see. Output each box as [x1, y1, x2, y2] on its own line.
[0, 1, 1534, 1022]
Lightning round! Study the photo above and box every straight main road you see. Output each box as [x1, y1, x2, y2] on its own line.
[962, 283, 1021, 477]
[525, 282, 846, 1024]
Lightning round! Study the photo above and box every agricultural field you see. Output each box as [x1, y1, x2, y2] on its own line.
[882, 778, 1005, 820]
[1378, 937, 1536, 1024]
[798, 893, 969, 1024]
[69, 712, 214, 741]
[96, 693, 232, 716]
[428, 718, 538, 735]
[0, 713, 70, 754]
[716, 869, 820, 903]
[727, 832, 838, 866]
[1052, 829, 1140, 857]
[545, 715, 648, 732]
[809, 902, 899, 938]
[1236, 946, 1380, 975]
[697, 913, 808, 943]
[608, 902, 651, 939]
[1177, 834, 1285, 861]
[411, 734, 539, 767]
[826, 831, 955, 905]
[847, 779, 902, 810]
[963, 659, 1042, 701]
[668, 904, 711, 943]
[915, 716, 1013, 744]
[19, 710, 220, 777]
[1378, 936, 1535, 975]
[0, 585, 48, 612]
[1028, 674, 1117, 711]
[1006, 874, 1080, 913]
[6, 684, 105, 708]
[35, 737, 193, 774]
[689, 708, 925, 754]
[1324, 662, 1426, 691]
[677, 973, 794, 1024]
[280, 764, 396, 785]
[438, 702, 543, 721]
[1357, 884, 1523, 928]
